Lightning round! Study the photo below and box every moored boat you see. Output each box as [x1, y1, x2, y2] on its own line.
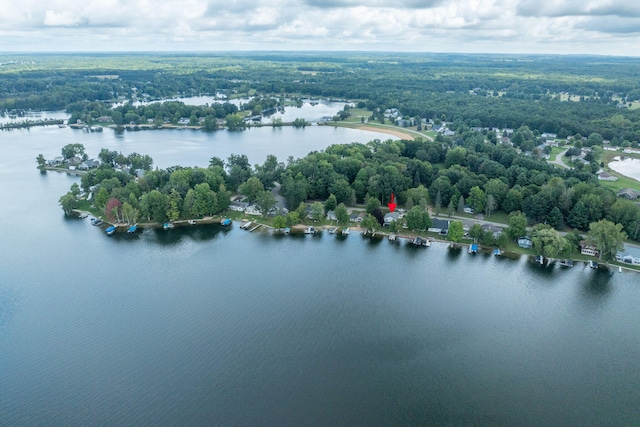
[127, 224, 137, 234]
[90, 218, 103, 226]
[304, 226, 315, 234]
[106, 225, 116, 235]
[221, 218, 232, 226]
[163, 222, 174, 230]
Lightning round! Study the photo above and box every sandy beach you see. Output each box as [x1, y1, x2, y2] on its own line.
[355, 125, 415, 140]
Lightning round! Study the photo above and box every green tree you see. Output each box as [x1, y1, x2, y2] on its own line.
[469, 223, 483, 242]
[255, 190, 277, 217]
[58, 192, 78, 215]
[448, 221, 464, 244]
[406, 206, 426, 230]
[434, 190, 442, 215]
[546, 206, 564, 230]
[365, 196, 381, 214]
[70, 183, 81, 197]
[484, 194, 496, 218]
[121, 202, 139, 224]
[239, 177, 265, 204]
[286, 211, 301, 227]
[324, 194, 337, 213]
[361, 213, 379, 233]
[588, 219, 627, 261]
[225, 113, 246, 131]
[467, 186, 485, 214]
[94, 187, 110, 209]
[335, 203, 349, 225]
[507, 211, 528, 240]
[310, 202, 324, 222]
[36, 154, 46, 167]
[273, 215, 287, 230]
[531, 225, 568, 259]
[61, 143, 85, 160]
[457, 195, 465, 213]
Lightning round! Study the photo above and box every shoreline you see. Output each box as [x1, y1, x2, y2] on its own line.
[74, 210, 639, 274]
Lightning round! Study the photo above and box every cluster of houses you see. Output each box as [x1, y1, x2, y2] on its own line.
[46, 156, 101, 171]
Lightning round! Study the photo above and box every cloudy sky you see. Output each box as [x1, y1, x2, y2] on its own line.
[0, 0, 638, 56]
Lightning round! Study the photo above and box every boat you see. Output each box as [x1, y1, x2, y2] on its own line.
[589, 260, 599, 269]
[163, 222, 174, 230]
[493, 248, 502, 256]
[304, 226, 315, 234]
[341, 227, 350, 235]
[284, 227, 291, 234]
[188, 220, 196, 225]
[535, 255, 544, 264]
[389, 233, 396, 241]
[240, 221, 252, 230]
[469, 243, 478, 254]
[329, 227, 338, 234]
[90, 218, 103, 226]
[221, 218, 232, 226]
[424, 238, 431, 247]
[127, 224, 137, 234]
[559, 259, 574, 267]
[78, 212, 88, 219]
[105, 225, 116, 235]
[411, 237, 423, 246]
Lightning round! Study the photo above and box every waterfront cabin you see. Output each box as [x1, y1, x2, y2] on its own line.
[517, 236, 533, 249]
[615, 245, 640, 265]
[580, 241, 599, 258]
[429, 218, 450, 235]
[383, 211, 401, 226]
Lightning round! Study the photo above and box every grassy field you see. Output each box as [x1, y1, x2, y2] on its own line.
[601, 150, 640, 192]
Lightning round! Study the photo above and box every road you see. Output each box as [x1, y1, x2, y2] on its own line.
[550, 147, 570, 169]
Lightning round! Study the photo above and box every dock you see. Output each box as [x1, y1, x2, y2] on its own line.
[249, 223, 261, 232]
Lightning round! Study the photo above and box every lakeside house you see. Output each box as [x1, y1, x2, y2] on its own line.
[326, 210, 337, 221]
[597, 171, 618, 181]
[429, 218, 450, 235]
[350, 212, 364, 223]
[517, 236, 533, 249]
[481, 224, 504, 239]
[383, 211, 400, 226]
[617, 188, 640, 200]
[580, 241, 600, 258]
[78, 159, 100, 170]
[616, 245, 640, 265]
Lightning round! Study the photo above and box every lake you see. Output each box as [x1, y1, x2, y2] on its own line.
[1, 126, 639, 426]
[609, 157, 640, 182]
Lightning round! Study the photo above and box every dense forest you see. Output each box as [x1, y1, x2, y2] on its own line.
[4, 52, 640, 143]
[56, 133, 640, 249]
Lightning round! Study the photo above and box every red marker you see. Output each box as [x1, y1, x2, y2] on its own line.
[387, 193, 397, 212]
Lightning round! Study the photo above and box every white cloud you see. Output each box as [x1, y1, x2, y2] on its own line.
[0, 0, 636, 55]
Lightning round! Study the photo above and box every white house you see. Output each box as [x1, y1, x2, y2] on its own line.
[383, 211, 400, 226]
[517, 236, 533, 249]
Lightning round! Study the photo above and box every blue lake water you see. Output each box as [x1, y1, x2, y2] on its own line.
[0, 126, 639, 426]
